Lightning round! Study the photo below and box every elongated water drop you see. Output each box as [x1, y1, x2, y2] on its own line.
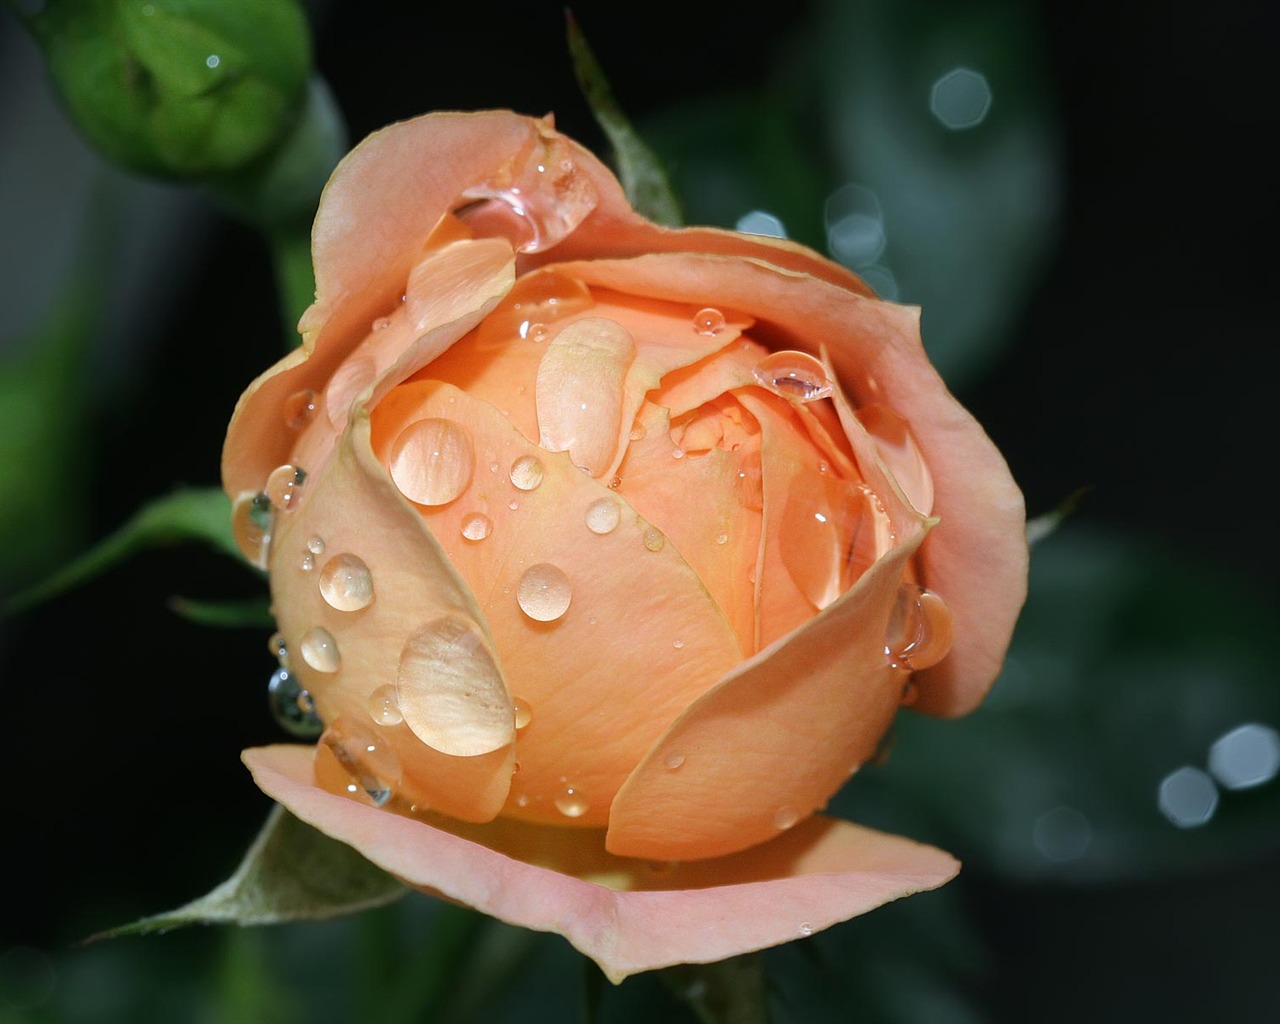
[231, 491, 272, 568]
[318, 553, 375, 612]
[368, 684, 403, 726]
[267, 666, 323, 738]
[300, 626, 341, 673]
[753, 350, 833, 402]
[884, 584, 954, 671]
[322, 716, 399, 806]
[513, 697, 533, 730]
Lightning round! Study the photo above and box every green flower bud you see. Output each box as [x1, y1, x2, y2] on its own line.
[24, 0, 311, 180]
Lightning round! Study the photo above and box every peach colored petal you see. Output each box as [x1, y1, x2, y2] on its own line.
[367, 382, 743, 827]
[267, 407, 514, 822]
[606, 513, 931, 861]
[547, 252, 1025, 716]
[244, 744, 959, 983]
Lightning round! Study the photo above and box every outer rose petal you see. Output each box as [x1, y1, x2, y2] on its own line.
[244, 745, 959, 984]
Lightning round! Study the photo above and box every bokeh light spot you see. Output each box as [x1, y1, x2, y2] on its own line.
[930, 67, 993, 130]
[1208, 722, 1280, 790]
[1157, 766, 1219, 828]
[1032, 805, 1092, 862]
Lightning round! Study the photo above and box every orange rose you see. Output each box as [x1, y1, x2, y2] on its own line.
[222, 111, 1026, 981]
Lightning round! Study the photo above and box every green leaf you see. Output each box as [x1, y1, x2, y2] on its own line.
[565, 11, 683, 227]
[7, 486, 242, 612]
[660, 953, 771, 1024]
[95, 805, 406, 939]
[168, 594, 275, 628]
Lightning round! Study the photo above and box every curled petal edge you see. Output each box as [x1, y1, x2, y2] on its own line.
[244, 744, 959, 984]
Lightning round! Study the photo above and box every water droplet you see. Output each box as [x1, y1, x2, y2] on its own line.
[307, 536, 325, 555]
[715, 533, 729, 545]
[231, 491, 272, 568]
[284, 388, 317, 430]
[507, 499, 520, 511]
[671, 447, 685, 460]
[264, 465, 306, 512]
[773, 806, 800, 830]
[322, 716, 399, 806]
[388, 418, 475, 505]
[585, 497, 621, 535]
[516, 563, 572, 621]
[555, 784, 589, 818]
[664, 753, 685, 770]
[318, 553, 375, 612]
[267, 666, 323, 738]
[522, 321, 549, 341]
[455, 134, 599, 253]
[629, 425, 646, 441]
[693, 307, 726, 336]
[461, 513, 493, 541]
[513, 697, 533, 729]
[509, 455, 544, 491]
[608, 476, 622, 490]
[673, 638, 684, 649]
[753, 351, 833, 402]
[300, 551, 315, 571]
[300, 627, 341, 673]
[643, 527, 665, 552]
[798, 922, 814, 937]
[268, 631, 287, 664]
[368, 684, 403, 726]
[515, 793, 530, 808]
[884, 584, 953, 671]
[372, 316, 392, 331]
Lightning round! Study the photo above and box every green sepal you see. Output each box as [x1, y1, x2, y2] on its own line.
[7, 486, 241, 612]
[565, 11, 683, 227]
[168, 594, 275, 628]
[94, 804, 407, 939]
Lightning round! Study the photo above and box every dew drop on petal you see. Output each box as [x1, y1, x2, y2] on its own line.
[798, 923, 814, 937]
[231, 491, 272, 568]
[318, 553, 375, 612]
[513, 697, 533, 730]
[664, 753, 685, 770]
[693, 307, 726, 336]
[884, 584, 954, 671]
[388, 418, 475, 505]
[461, 513, 493, 541]
[516, 563, 572, 621]
[509, 454, 545, 491]
[267, 666, 323, 738]
[322, 716, 399, 806]
[267, 631, 287, 664]
[307, 536, 325, 555]
[643, 528, 665, 552]
[300, 551, 315, 571]
[585, 497, 621, 535]
[283, 388, 317, 430]
[753, 350, 833, 402]
[773, 806, 800, 830]
[368, 684, 403, 726]
[300, 627, 341, 673]
[265, 464, 306, 512]
[555, 784, 589, 818]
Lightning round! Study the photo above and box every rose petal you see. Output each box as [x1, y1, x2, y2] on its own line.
[606, 515, 931, 861]
[244, 744, 959, 983]
[268, 408, 514, 821]
[368, 382, 743, 827]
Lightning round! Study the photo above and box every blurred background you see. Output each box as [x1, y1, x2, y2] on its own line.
[1, 1, 1276, 1021]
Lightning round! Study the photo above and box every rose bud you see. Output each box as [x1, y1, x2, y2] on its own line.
[223, 111, 1027, 981]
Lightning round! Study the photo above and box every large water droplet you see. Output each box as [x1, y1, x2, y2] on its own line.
[231, 491, 272, 568]
[368, 684, 403, 726]
[284, 388, 317, 430]
[884, 584, 954, 671]
[388, 418, 475, 505]
[267, 666, 323, 738]
[265, 464, 306, 513]
[461, 512, 493, 541]
[509, 455, 544, 491]
[555, 784, 589, 818]
[516, 563, 573, 621]
[322, 716, 399, 807]
[300, 627, 341, 673]
[753, 351, 833, 402]
[693, 307, 726, 336]
[585, 497, 620, 534]
[455, 133, 599, 253]
[318, 553, 375, 612]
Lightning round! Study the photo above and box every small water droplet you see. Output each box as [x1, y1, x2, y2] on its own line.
[300, 627, 341, 673]
[753, 350, 833, 402]
[372, 316, 392, 331]
[521, 321, 549, 341]
[798, 922, 813, 937]
[268, 666, 323, 738]
[513, 697, 533, 729]
[672, 638, 684, 649]
[368, 684, 403, 726]
[388, 418, 475, 506]
[461, 513, 493, 541]
[693, 307, 726, 336]
[585, 497, 621, 534]
[284, 388, 317, 430]
[318, 553, 375, 612]
[715, 533, 729, 545]
[629, 425, 646, 441]
[307, 536, 325, 555]
[664, 753, 685, 770]
[268, 631, 287, 664]
[489, 461, 500, 474]
[671, 447, 685, 460]
[608, 476, 622, 490]
[884, 584, 953, 671]
[322, 716, 399, 806]
[507, 499, 520, 511]
[773, 806, 800, 830]
[643, 527, 665, 552]
[555, 784, 589, 818]
[516, 563, 573, 621]
[509, 454, 545, 491]
[300, 551, 315, 571]
[231, 491, 272, 568]
[516, 793, 530, 808]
